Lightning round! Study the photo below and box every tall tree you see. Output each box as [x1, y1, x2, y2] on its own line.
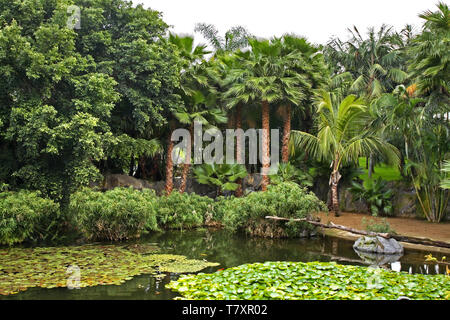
[325, 24, 409, 177]
[168, 34, 222, 194]
[408, 1, 449, 113]
[225, 39, 288, 191]
[74, 0, 183, 176]
[0, 1, 119, 206]
[325, 24, 408, 99]
[291, 91, 400, 216]
[402, 2, 450, 222]
[275, 35, 329, 163]
[0, 0, 183, 204]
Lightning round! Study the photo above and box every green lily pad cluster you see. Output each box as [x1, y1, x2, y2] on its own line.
[167, 261, 450, 300]
[0, 244, 219, 296]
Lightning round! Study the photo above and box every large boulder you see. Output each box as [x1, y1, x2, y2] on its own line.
[340, 188, 368, 212]
[102, 174, 146, 190]
[353, 236, 404, 255]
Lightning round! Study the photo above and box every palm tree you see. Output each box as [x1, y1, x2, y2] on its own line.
[408, 2, 449, 113]
[165, 34, 211, 195]
[164, 121, 176, 195]
[210, 53, 247, 196]
[291, 91, 400, 216]
[402, 2, 450, 222]
[325, 25, 408, 178]
[325, 24, 408, 100]
[173, 94, 227, 193]
[275, 35, 329, 163]
[225, 39, 287, 191]
[194, 23, 251, 53]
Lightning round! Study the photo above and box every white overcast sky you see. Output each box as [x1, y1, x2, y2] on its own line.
[132, 0, 439, 47]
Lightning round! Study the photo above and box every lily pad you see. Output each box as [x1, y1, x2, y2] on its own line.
[166, 261, 450, 300]
[0, 244, 219, 296]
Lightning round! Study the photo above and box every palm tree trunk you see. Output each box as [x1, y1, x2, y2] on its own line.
[330, 154, 341, 217]
[330, 175, 340, 217]
[368, 154, 374, 178]
[179, 124, 193, 193]
[165, 129, 174, 195]
[281, 104, 291, 163]
[138, 156, 148, 179]
[261, 100, 270, 191]
[235, 104, 243, 197]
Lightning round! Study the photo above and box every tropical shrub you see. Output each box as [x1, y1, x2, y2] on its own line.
[193, 163, 247, 195]
[216, 182, 327, 238]
[167, 261, 450, 300]
[69, 188, 158, 241]
[269, 162, 313, 187]
[0, 190, 60, 245]
[155, 191, 215, 230]
[349, 178, 394, 216]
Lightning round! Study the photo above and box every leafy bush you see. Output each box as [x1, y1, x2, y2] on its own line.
[349, 178, 394, 216]
[155, 192, 214, 230]
[269, 162, 313, 187]
[0, 190, 60, 245]
[167, 261, 450, 300]
[216, 182, 327, 238]
[193, 163, 247, 195]
[69, 188, 158, 241]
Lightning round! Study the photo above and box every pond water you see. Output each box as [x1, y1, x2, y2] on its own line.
[1, 229, 447, 300]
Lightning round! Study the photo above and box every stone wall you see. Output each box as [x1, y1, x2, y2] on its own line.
[312, 179, 419, 217]
[100, 173, 266, 198]
[335, 180, 448, 220]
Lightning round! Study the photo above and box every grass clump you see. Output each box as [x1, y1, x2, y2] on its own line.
[0, 190, 61, 245]
[69, 187, 159, 241]
[362, 217, 396, 234]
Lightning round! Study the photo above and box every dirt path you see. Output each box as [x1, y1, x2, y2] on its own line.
[317, 211, 450, 243]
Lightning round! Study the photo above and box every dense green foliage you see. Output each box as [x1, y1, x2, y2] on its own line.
[1, 182, 326, 244]
[167, 261, 450, 300]
[216, 182, 326, 237]
[0, 0, 182, 204]
[349, 178, 394, 216]
[325, 24, 408, 100]
[0, 243, 218, 296]
[69, 187, 159, 241]
[1, 0, 447, 223]
[269, 162, 313, 187]
[0, 1, 448, 303]
[0, 191, 60, 245]
[193, 163, 248, 195]
[155, 191, 214, 230]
